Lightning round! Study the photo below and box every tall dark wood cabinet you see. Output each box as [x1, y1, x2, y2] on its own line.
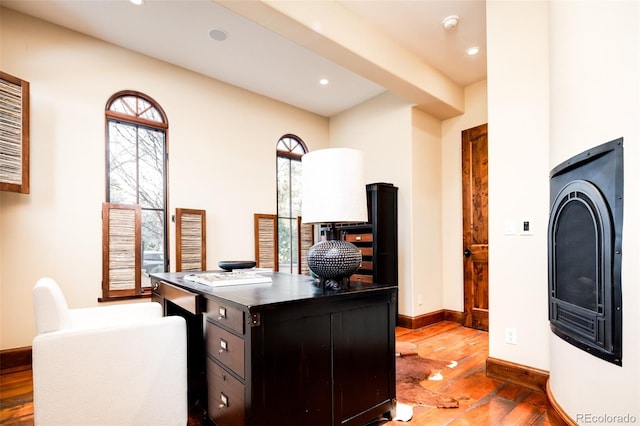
[329, 182, 398, 286]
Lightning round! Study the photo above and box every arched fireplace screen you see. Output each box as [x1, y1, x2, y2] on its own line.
[548, 138, 623, 366]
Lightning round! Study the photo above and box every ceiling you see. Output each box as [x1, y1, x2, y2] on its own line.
[0, 0, 487, 117]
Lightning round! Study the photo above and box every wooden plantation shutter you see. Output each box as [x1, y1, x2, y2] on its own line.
[102, 203, 142, 299]
[176, 208, 206, 272]
[0, 72, 30, 194]
[298, 217, 314, 275]
[254, 213, 277, 270]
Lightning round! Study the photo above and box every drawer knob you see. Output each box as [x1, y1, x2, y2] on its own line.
[219, 392, 229, 408]
[355, 236, 362, 241]
[218, 306, 227, 320]
[219, 338, 228, 353]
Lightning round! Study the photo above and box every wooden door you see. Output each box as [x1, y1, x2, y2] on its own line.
[462, 123, 489, 331]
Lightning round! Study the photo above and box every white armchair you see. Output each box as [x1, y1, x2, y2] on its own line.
[32, 277, 188, 426]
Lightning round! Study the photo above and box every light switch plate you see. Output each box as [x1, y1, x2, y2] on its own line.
[520, 219, 533, 236]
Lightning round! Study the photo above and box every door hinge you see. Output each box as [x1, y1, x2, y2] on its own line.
[249, 313, 261, 327]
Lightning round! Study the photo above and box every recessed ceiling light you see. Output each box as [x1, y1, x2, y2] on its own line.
[319, 78, 329, 86]
[208, 29, 228, 42]
[467, 46, 480, 56]
[129, 0, 143, 5]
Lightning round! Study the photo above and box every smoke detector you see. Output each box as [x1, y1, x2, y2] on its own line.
[442, 15, 459, 30]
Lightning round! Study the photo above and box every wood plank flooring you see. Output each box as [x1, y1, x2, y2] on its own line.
[388, 322, 564, 425]
[0, 322, 564, 425]
[0, 365, 32, 426]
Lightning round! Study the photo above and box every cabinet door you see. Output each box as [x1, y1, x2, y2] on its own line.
[251, 311, 333, 425]
[332, 292, 396, 425]
[247, 289, 396, 425]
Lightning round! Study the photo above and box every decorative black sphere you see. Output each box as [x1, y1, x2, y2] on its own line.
[307, 240, 362, 285]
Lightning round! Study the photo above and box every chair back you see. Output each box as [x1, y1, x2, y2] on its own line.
[33, 277, 72, 334]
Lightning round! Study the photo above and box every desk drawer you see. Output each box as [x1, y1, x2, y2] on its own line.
[345, 233, 373, 243]
[206, 299, 244, 335]
[153, 280, 200, 315]
[351, 274, 373, 284]
[359, 247, 373, 257]
[359, 261, 373, 271]
[207, 359, 245, 426]
[207, 322, 245, 378]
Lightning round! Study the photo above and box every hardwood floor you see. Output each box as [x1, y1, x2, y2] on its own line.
[389, 322, 564, 425]
[0, 364, 32, 426]
[0, 322, 564, 425]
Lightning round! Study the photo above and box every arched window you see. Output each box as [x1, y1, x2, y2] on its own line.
[276, 135, 308, 274]
[103, 91, 168, 300]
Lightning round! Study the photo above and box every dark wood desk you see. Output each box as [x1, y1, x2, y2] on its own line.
[151, 271, 397, 426]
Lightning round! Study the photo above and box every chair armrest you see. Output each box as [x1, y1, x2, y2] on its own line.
[32, 315, 187, 426]
[69, 301, 162, 330]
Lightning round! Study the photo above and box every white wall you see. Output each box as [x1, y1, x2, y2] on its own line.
[329, 92, 415, 315]
[410, 108, 443, 316]
[330, 86, 488, 319]
[487, 0, 639, 421]
[486, 0, 551, 370]
[441, 80, 488, 312]
[0, 9, 329, 350]
[547, 0, 639, 421]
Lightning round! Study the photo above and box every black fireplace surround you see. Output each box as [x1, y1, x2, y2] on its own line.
[548, 138, 623, 366]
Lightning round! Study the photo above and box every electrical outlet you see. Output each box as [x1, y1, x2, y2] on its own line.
[417, 294, 423, 305]
[506, 328, 517, 345]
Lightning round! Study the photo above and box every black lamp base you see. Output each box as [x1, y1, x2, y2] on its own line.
[307, 238, 362, 291]
[318, 277, 351, 291]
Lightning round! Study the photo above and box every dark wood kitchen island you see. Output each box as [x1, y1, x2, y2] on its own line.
[150, 271, 397, 426]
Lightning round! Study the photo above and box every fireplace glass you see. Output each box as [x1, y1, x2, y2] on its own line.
[555, 199, 598, 311]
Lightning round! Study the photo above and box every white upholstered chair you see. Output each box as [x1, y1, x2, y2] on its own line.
[32, 277, 188, 425]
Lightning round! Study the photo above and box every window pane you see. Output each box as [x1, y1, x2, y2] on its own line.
[276, 138, 292, 153]
[142, 209, 165, 275]
[277, 218, 300, 274]
[138, 127, 164, 209]
[276, 135, 306, 274]
[291, 142, 305, 155]
[291, 219, 299, 273]
[108, 121, 138, 204]
[109, 97, 135, 115]
[290, 160, 302, 216]
[277, 156, 291, 217]
[139, 102, 162, 122]
[278, 218, 292, 272]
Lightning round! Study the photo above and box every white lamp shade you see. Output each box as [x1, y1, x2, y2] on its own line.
[301, 148, 368, 224]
